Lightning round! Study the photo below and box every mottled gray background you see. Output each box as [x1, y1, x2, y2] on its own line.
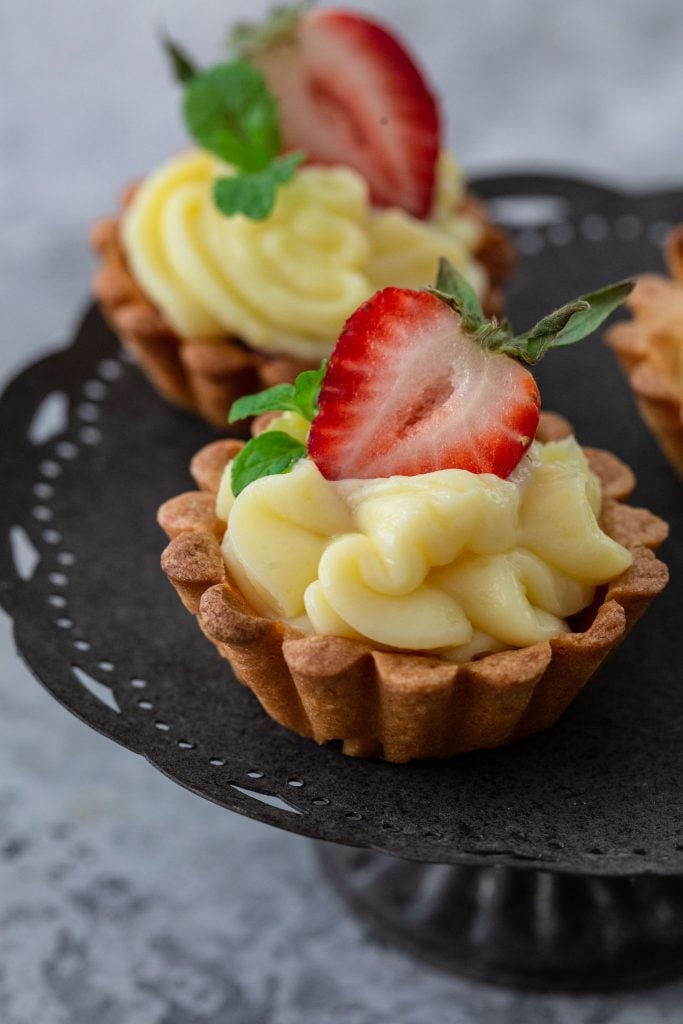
[2, 1, 683, 1020]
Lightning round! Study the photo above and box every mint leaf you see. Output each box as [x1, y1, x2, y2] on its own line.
[428, 257, 486, 332]
[183, 61, 280, 172]
[229, 383, 298, 423]
[161, 33, 199, 83]
[181, 62, 304, 220]
[231, 432, 307, 496]
[270, 150, 306, 182]
[213, 151, 304, 220]
[551, 280, 634, 348]
[214, 171, 278, 220]
[291, 361, 326, 421]
[229, 361, 326, 423]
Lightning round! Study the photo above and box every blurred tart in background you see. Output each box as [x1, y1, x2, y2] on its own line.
[606, 226, 683, 479]
[91, 4, 514, 429]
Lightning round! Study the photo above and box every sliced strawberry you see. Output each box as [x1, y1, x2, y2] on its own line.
[250, 9, 441, 218]
[307, 288, 541, 481]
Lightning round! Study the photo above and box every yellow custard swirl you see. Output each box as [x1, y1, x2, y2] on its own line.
[216, 434, 632, 661]
[121, 151, 488, 361]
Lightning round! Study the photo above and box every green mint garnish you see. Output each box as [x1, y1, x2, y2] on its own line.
[429, 258, 634, 366]
[176, 59, 305, 220]
[214, 151, 305, 221]
[229, 363, 327, 494]
[228, 1, 315, 58]
[229, 362, 327, 423]
[184, 61, 281, 172]
[231, 432, 308, 497]
[161, 33, 199, 83]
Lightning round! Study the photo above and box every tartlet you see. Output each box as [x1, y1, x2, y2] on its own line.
[158, 415, 667, 762]
[90, 6, 514, 430]
[157, 268, 668, 762]
[606, 226, 683, 478]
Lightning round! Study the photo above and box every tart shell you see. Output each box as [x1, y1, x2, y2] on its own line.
[606, 227, 683, 479]
[90, 184, 515, 430]
[157, 415, 669, 762]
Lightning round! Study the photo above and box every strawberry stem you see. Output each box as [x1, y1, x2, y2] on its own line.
[228, 1, 316, 58]
[428, 259, 634, 366]
[430, 256, 486, 332]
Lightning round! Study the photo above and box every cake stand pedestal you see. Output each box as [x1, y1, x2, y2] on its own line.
[1, 174, 682, 992]
[318, 848, 683, 990]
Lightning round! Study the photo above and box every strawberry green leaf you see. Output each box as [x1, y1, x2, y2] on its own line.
[426, 256, 634, 367]
[228, 1, 316, 58]
[228, 360, 326, 423]
[231, 432, 307, 496]
[474, 320, 517, 355]
[520, 300, 590, 362]
[161, 33, 199, 83]
[429, 257, 486, 332]
[550, 280, 635, 348]
[183, 61, 281, 172]
[506, 281, 635, 363]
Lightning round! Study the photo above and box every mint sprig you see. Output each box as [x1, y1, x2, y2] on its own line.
[229, 363, 326, 423]
[184, 61, 281, 172]
[229, 363, 327, 494]
[429, 258, 634, 366]
[161, 33, 199, 84]
[163, 57, 306, 220]
[214, 151, 304, 220]
[231, 432, 308, 497]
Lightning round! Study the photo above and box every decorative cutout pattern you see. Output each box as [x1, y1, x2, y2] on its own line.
[27, 391, 68, 445]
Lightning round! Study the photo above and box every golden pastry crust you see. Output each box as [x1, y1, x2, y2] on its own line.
[157, 414, 669, 762]
[90, 184, 515, 430]
[606, 227, 683, 479]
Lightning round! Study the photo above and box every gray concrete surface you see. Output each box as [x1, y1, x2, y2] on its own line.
[2, 1, 683, 1020]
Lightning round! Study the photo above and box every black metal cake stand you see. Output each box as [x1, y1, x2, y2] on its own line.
[1, 174, 682, 992]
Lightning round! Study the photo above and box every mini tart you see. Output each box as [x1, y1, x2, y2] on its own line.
[606, 227, 683, 479]
[90, 185, 515, 430]
[157, 414, 668, 762]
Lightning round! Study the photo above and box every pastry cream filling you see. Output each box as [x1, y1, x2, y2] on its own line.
[216, 434, 632, 661]
[122, 150, 488, 360]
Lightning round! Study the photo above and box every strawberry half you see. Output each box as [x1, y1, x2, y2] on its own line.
[246, 8, 441, 218]
[226, 262, 631, 491]
[307, 264, 634, 482]
[307, 289, 541, 481]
